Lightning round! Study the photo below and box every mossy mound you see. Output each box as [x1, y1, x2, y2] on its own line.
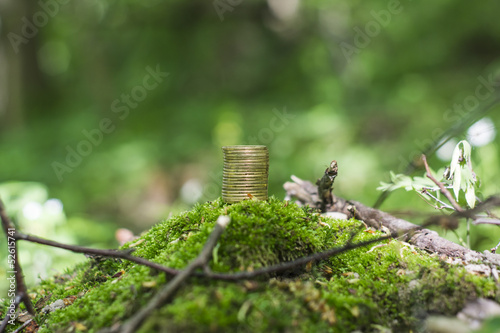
[2, 197, 499, 332]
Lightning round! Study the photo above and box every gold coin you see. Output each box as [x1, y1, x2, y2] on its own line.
[222, 190, 268, 194]
[223, 173, 268, 177]
[224, 152, 268, 155]
[222, 188, 268, 193]
[223, 195, 268, 198]
[223, 168, 268, 172]
[223, 151, 268, 155]
[222, 179, 267, 186]
[224, 161, 268, 164]
[222, 145, 267, 150]
[222, 189, 268, 193]
[223, 157, 268, 161]
[224, 157, 268, 161]
[222, 188, 268, 192]
[224, 162, 269, 168]
[222, 196, 268, 200]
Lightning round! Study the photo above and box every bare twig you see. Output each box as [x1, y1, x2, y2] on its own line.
[15, 233, 179, 276]
[203, 232, 394, 281]
[12, 318, 34, 333]
[421, 154, 464, 213]
[421, 189, 455, 210]
[110, 216, 231, 333]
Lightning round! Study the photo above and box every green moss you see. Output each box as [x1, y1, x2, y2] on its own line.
[1, 197, 499, 332]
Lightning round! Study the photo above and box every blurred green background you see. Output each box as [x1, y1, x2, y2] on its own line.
[1, 0, 500, 293]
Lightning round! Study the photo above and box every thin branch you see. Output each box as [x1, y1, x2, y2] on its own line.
[421, 154, 464, 212]
[203, 233, 395, 281]
[421, 189, 455, 210]
[109, 216, 231, 333]
[12, 318, 34, 333]
[15, 233, 179, 276]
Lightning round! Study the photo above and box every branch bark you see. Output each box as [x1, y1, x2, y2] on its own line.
[316, 161, 338, 212]
[283, 166, 500, 264]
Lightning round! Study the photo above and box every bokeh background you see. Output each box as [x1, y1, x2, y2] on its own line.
[1, 0, 500, 292]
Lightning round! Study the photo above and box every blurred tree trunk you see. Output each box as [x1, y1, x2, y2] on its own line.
[0, 0, 59, 132]
[0, 0, 25, 131]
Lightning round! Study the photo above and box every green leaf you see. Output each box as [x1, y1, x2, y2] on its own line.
[450, 143, 461, 175]
[465, 183, 476, 209]
[461, 140, 472, 159]
[452, 166, 461, 201]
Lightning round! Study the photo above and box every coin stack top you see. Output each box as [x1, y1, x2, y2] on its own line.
[222, 145, 269, 203]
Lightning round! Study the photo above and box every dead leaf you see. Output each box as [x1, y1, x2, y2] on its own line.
[112, 270, 125, 278]
[72, 321, 88, 331]
[63, 295, 77, 306]
[142, 281, 157, 288]
[129, 239, 145, 247]
[17, 312, 33, 323]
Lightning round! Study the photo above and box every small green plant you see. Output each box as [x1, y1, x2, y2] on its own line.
[377, 140, 484, 248]
[378, 140, 479, 211]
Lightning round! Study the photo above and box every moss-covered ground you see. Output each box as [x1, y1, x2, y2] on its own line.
[1, 197, 499, 332]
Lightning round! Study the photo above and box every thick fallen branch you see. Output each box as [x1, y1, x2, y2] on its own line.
[284, 167, 500, 265]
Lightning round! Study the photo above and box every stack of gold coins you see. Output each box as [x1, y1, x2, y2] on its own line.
[222, 145, 269, 203]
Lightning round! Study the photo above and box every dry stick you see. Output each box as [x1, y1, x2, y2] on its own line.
[12, 318, 34, 333]
[0, 200, 35, 325]
[112, 216, 231, 333]
[421, 154, 464, 213]
[15, 233, 179, 276]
